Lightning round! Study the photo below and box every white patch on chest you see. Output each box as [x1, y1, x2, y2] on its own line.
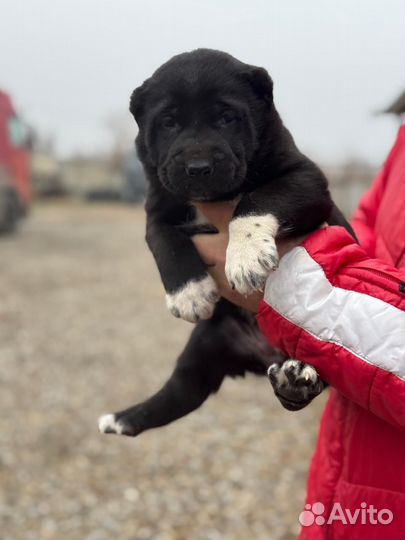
[189, 197, 241, 227]
[191, 207, 210, 226]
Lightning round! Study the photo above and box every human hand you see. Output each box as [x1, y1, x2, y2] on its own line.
[192, 202, 315, 313]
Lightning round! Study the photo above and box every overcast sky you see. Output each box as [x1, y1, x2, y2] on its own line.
[1, 0, 403, 165]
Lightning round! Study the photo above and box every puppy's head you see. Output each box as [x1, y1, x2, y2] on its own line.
[130, 49, 274, 201]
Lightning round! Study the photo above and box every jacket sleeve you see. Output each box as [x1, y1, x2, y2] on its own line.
[351, 125, 404, 256]
[257, 227, 405, 428]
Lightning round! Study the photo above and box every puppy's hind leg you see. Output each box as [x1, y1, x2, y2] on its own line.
[98, 312, 232, 437]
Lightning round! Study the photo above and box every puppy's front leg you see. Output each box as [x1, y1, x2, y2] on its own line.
[268, 360, 326, 411]
[146, 187, 219, 322]
[225, 213, 280, 295]
[225, 166, 333, 295]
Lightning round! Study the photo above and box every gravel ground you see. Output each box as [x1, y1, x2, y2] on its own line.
[0, 201, 327, 539]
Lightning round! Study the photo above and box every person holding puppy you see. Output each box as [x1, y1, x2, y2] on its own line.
[193, 125, 405, 540]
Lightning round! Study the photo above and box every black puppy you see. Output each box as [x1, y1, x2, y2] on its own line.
[98, 49, 354, 437]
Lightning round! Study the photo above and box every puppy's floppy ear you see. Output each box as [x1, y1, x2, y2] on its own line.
[129, 78, 151, 122]
[243, 66, 273, 103]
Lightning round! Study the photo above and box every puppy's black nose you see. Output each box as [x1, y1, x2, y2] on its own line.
[185, 159, 213, 178]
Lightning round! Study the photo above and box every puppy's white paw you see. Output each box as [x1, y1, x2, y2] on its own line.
[267, 360, 324, 411]
[166, 274, 220, 323]
[98, 413, 124, 435]
[225, 214, 279, 295]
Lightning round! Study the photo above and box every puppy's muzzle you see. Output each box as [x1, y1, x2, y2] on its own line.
[162, 145, 243, 200]
[173, 147, 227, 178]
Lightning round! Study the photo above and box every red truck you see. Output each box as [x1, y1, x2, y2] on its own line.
[0, 90, 32, 233]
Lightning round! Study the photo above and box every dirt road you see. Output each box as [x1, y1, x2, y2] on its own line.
[0, 201, 326, 539]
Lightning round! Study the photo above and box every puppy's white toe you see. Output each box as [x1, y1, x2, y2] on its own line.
[300, 364, 319, 383]
[98, 413, 124, 435]
[267, 362, 288, 385]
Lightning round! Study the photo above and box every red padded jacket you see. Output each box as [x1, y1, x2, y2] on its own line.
[257, 126, 405, 539]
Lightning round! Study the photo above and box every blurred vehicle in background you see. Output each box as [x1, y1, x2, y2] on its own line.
[31, 151, 65, 197]
[121, 151, 146, 203]
[0, 90, 32, 233]
[61, 151, 146, 203]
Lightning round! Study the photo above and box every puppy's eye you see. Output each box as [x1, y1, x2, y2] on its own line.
[161, 116, 177, 129]
[218, 110, 236, 127]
